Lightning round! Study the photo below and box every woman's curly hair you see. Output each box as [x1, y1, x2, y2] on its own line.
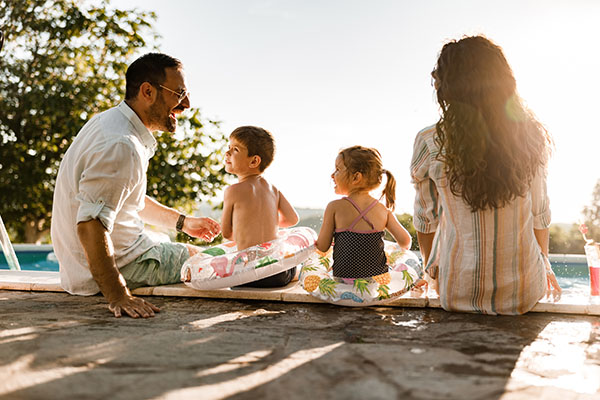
[433, 35, 552, 212]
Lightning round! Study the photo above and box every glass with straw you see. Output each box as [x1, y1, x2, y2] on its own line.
[580, 223, 600, 297]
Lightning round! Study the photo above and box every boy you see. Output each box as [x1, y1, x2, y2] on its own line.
[222, 126, 299, 287]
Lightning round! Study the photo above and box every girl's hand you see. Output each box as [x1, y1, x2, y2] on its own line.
[316, 247, 332, 258]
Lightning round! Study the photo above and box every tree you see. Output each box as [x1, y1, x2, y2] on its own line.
[147, 110, 230, 244]
[549, 224, 584, 254]
[0, 0, 228, 243]
[582, 179, 600, 243]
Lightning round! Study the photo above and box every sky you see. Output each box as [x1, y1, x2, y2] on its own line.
[112, 0, 600, 223]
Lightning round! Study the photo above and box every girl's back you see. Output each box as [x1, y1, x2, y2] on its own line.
[331, 196, 389, 279]
[332, 196, 388, 232]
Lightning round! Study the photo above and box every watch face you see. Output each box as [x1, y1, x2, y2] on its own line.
[176, 214, 186, 232]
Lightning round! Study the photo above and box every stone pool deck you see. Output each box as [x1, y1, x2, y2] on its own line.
[1, 277, 599, 399]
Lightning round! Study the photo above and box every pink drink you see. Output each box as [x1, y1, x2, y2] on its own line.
[590, 266, 600, 296]
[584, 244, 600, 297]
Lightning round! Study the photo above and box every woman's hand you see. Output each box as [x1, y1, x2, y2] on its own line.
[546, 269, 562, 302]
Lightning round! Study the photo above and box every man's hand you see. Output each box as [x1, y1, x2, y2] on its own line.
[183, 216, 221, 242]
[109, 294, 161, 318]
[78, 219, 161, 319]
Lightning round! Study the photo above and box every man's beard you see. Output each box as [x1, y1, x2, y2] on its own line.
[148, 95, 177, 132]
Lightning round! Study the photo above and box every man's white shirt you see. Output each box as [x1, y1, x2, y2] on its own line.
[51, 102, 158, 295]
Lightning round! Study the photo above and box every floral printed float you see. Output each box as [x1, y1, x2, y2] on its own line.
[181, 227, 317, 290]
[299, 241, 423, 306]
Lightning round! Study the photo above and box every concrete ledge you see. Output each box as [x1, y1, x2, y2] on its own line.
[1, 270, 598, 315]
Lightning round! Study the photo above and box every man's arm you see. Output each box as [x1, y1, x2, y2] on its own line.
[77, 219, 160, 318]
[139, 195, 221, 241]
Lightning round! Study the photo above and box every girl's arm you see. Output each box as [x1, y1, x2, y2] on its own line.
[316, 202, 336, 252]
[277, 189, 299, 228]
[386, 211, 412, 249]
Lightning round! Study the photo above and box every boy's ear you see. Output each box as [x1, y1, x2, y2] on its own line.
[249, 155, 262, 169]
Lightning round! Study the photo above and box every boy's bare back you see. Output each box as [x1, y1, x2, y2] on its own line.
[222, 176, 296, 250]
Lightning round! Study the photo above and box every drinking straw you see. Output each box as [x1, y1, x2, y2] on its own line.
[578, 223, 594, 244]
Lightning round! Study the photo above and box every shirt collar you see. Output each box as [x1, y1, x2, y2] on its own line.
[117, 101, 157, 154]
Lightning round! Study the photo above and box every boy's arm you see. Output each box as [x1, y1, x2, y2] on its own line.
[386, 211, 412, 249]
[221, 186, 235, 241]
[316, 202, 336, 252]
[277, 189, 299, 228]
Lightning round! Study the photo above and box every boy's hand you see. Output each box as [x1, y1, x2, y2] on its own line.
[183, 217, 221, 242]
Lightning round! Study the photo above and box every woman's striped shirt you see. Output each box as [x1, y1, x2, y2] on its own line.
[410, 125, 550, 315]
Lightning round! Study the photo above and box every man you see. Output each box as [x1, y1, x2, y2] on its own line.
[51, 53, 220, 318]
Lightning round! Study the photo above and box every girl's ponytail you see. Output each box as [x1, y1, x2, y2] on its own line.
[381, 169, 396, 211]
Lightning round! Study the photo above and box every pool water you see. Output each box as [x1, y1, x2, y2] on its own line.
[0, 249, 58, 272]
[0, 249, 595, 296]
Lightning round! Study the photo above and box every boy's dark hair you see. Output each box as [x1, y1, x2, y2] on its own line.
[125, 53, 182, 100]
[230, 126, 275, 172]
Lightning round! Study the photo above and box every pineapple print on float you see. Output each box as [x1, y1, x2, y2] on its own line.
[299, 241, 423, 307]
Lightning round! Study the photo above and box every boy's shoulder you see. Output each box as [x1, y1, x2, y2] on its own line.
[225, 176, 277, 197]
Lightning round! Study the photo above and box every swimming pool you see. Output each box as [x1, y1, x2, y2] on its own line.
[0, 247, 593, 295]
[0, 245, 58, 272]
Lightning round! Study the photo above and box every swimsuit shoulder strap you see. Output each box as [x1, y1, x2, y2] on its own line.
[342, 197, 377, 230]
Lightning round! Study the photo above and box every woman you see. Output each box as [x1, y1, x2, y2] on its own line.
[411, 35, 561, 315]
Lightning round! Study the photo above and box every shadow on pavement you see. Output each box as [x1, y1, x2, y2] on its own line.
[1, 290, 597, 399]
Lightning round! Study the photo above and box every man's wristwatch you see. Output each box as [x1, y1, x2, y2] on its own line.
[176, 214, 186, 233]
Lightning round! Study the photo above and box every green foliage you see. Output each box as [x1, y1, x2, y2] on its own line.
[147, 110, 229, 245]
[549, 224, 584, 254]
[0, 0, 229, 243]
[0, 0, 156, 242]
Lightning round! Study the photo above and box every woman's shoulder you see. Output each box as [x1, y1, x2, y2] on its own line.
[418, 124, 437, 136]
[414, 124, 437, 146]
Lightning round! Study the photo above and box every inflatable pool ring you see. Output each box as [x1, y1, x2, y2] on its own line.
[299, 241, 423, 306]
[181, 227, 317, 290]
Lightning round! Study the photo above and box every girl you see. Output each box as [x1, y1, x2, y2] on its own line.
[316, 146, 412, 279]
[411, 35, 561, 315]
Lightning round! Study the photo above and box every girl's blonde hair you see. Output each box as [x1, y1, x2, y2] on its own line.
[338, 146, 396, 210]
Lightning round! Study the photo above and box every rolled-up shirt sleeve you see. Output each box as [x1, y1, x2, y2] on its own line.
[76, 140, 142, 233]
[410, 130, 439, 234]
[530, 166, 551, 229]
